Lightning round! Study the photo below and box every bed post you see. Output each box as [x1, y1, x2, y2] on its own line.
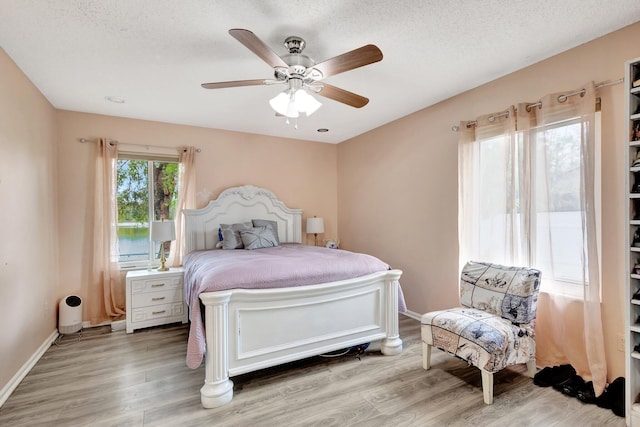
[381, 270, 403, 356]
[199, 291, 234, 408]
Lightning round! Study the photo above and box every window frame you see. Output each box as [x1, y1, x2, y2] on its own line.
[116, 152, 179, 270]
[527, 111, 602, 298]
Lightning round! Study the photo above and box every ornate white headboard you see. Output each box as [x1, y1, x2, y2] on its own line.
[183, 185, 303, 253]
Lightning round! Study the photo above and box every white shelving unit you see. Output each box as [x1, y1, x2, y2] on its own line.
[625, 56, 640, 427]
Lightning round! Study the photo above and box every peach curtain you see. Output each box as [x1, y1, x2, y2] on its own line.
[89, 138, 125, 324]
[169, 146, 197, 267]
[458, 82, 606, 395]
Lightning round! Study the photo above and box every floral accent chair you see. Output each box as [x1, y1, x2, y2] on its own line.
[421, 261, 541, 404]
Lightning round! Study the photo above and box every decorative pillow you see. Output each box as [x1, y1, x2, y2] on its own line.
[460, 261, 541, 324]
[219, 222, 252, 250]
[251, 219, 280, 244]
[240, 226, 279, 250]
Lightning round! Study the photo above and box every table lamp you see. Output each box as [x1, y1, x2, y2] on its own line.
[151, 220, 176, 271]
[306, 216, 324, 246]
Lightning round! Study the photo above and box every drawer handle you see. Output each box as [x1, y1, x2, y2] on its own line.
[152, 297, 166, 301]
[151, 283, 165, 288]
[152, 310, 166, 315]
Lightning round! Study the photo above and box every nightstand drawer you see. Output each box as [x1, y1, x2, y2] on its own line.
[131, 302, 185, 323]
[131, 288, 183, 308]
[130, 276, 182, 294]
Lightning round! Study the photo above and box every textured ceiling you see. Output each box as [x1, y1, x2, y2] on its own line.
[1, 1, 640, 143]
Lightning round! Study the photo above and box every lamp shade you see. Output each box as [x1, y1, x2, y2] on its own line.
[294, 89, 322, 116]
[151, 220, 176, 242]
[269, 91, 292, 116]
[306, 217, 324, 234]
[269, 88, 322, 118]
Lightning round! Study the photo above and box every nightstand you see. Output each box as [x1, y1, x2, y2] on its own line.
[125, 267, 188, 333]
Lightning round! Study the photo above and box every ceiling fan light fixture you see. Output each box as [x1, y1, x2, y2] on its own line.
[286, 92, 300, 118]
[294, 89, 322, 116]
[269, 87, 321, 118]
[269, 91, 291, 116]
[269, 89, 322, 118]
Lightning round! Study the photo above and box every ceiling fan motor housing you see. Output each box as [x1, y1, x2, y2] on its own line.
[283, 54, 314, 74]
[284, 36, 305, 53]
[280, 36, 321, 79]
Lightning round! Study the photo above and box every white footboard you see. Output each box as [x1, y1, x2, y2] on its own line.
[198, 269, 403, 408]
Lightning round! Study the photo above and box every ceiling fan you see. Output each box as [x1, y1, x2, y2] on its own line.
[201, 29, 383, 119]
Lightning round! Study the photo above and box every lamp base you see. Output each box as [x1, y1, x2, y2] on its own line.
[157, 241, 169, 271]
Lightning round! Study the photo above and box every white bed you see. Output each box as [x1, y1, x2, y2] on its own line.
[183, 185, 403, 408]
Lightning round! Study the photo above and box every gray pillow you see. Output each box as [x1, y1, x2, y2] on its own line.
[240, 227, 279, 250]
[252, 219, 280, 244]
[220, 222, 252, 249]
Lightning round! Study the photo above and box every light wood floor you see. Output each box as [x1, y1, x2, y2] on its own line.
[0, 316, 625, 426]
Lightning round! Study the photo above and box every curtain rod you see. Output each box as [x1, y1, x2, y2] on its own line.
[451, 77, 623, 131]
[79, 138, 201, 153]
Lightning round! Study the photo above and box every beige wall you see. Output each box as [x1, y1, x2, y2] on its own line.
[338, 22, 640, 380]
[0, 49, 58, 389]
[56, 111, 338, 321]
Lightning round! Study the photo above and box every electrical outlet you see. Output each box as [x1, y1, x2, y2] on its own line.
[617, 333, 625, 352]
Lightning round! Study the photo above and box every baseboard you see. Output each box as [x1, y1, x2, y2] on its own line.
[81, 318, 126, 332]
[402, 310, 421, 321]
[82, 319, 111, 329]
[0, 329, 58, 408]
[110, 320, 126, 332]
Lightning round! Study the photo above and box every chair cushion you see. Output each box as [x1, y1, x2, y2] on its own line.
[460, 261, 541, 324]
[421, 307, 536, 373]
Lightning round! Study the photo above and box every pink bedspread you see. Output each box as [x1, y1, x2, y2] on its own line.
[183, 243, 405, 369]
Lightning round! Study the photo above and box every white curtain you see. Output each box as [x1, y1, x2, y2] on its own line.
[458, 82, 606, 395]
[169, 146, 197, 267]
[458, 105, 528, 267]
[90, 138, 125, 323]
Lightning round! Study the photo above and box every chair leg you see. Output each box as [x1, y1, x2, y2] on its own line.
[422, 342, 431, 370]
[480, 369, 494, 404]
[526, 359, 536, 378]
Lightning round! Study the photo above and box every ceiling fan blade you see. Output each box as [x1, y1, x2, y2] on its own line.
[315, 83, 369, 108]
[201, 79, 268, 89]
[311, 45, 382, 79]
[229, 29, 288, 69]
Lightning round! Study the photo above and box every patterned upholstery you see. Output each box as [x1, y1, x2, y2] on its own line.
[421, 261, 541, 403]
[421, 307, 536, 373]
[460, 261, 540, 324]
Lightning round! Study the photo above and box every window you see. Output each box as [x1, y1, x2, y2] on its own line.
[116, 154, 179, 268]
[474, 133, 526, 264]
[463, 112, 601, 298]
[530, 113, 601, 296]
